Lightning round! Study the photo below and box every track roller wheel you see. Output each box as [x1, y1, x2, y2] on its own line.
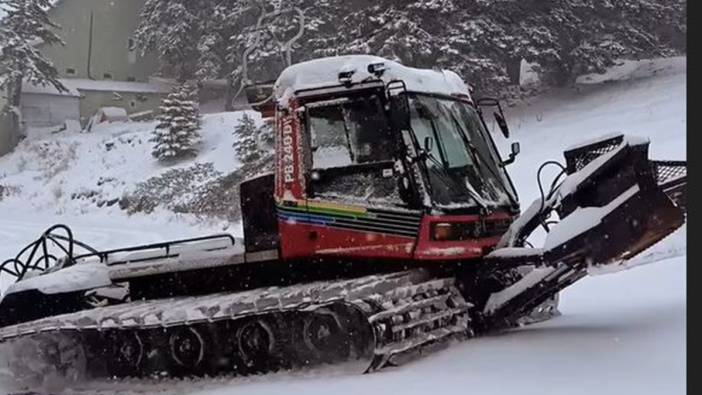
[107, 331, 144, 377]
[168, 327, 207, 371]
[302, 309, 349, 363]
[292, 306, 357, 367]
[232, 316, 285, 374]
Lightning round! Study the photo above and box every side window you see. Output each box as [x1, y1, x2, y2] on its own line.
[308, 105, 352, 169]
[305, 97, 403, 206]
[344, 98, 394, 164]
[308, 97, 394, 169]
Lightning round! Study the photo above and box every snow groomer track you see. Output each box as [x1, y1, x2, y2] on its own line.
[0, 269, 470, 378]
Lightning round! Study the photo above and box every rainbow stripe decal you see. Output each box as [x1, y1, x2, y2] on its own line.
[276, 200, 422, 238]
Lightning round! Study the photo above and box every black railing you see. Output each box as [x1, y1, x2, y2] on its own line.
[1, 224, 237, 284]
[0, 224, 99, 282]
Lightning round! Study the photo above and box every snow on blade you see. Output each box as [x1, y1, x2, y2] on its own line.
[487, 247, 544, 259]
[587, 225, 687, 275]
[544, 185, 640, 251]
[483, 267, 556, 314]
[556, 135, 645, 201]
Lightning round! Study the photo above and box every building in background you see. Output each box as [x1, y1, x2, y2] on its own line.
[1, 0, 230, 155]
[40, 0, 158, 83]
[20, 0, 171, 129]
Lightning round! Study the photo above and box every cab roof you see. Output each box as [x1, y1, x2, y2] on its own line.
[274, 55, 472, 104]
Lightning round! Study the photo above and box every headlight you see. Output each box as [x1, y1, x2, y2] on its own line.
[430, 219, 512, 241]
[432, 223, 456, 241]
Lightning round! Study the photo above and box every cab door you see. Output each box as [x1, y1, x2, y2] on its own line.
[299, 96, 421, 259]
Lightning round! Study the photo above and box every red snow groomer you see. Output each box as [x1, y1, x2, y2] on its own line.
[0, 55, 686, 381]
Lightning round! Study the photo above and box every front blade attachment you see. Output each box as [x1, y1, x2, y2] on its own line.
[482, 134, 685, 327]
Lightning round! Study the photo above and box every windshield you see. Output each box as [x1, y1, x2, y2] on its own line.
[409, 94, 516, 208]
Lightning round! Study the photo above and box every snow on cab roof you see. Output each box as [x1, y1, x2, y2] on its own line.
[274, 55, 471, 101]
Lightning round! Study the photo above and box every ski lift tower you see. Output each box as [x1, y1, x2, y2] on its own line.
[232, 5, 305, 117]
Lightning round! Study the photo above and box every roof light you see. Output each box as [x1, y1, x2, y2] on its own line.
[367, 62, 387, 77]
[338, 69, 356, 85]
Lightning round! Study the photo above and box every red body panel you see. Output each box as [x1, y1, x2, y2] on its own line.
[279, 221, 415, 260]
[413, 213, 513, 261]
[275, 100, 306, 203]
[278, 212, 513, 262]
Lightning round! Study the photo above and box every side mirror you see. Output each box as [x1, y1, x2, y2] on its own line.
[494, 112, 510, 139]
[389, 94, 411, 132]
[424, 136, 434, 153]
[501, 141, 520, 167]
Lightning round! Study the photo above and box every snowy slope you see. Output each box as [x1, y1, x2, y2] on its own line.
[52, 256, 681, 395]
[0, 56, 686, 394]
[0, 111, 262, 214]
[0, 111, 262, 291]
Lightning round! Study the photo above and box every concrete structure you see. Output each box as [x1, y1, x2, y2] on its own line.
[1, 0, 228, 155]
[10, 0, 173, 132]
[20, 83, 81, 128]
[20, 78, 173, 128]
[39, 0, 158, 82]
[2, 0, 162, 154]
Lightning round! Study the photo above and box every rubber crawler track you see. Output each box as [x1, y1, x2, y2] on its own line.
[0, 269, 471, 379]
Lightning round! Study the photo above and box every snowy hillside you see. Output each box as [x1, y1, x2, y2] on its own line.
[0, 56, 686, 394]
[0, 111, 264, 214]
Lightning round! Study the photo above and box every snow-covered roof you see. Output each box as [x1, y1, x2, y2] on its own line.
[274, 55, 471, 101]
[68, 79, 173, 94]
[22, 78, 174, 97]
[22, 80, 81, 97]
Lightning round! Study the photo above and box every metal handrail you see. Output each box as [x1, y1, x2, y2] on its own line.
[0, 224, 237, 283]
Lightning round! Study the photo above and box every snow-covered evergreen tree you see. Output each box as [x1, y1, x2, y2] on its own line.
[233, 113, 260, 163]
[0, 0, 66, 108]
[136, 0, 251, 82]
[151, 83, 202, 162]
[135, 0, 686, 96]
[135, 0, 200, 82]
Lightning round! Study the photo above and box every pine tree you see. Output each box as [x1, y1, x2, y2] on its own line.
[0, 0, 66, 116]
[233, 113, 260, 163]
[136, 0, 251, 82]
[135, 0, 686, 96]
[135, 0, 200, 82]
[151, 83, 202, 162]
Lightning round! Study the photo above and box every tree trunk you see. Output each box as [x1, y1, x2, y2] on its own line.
[9, 75, 23, 108]
[5, 76, 24, 151]
[225, 74, 235, 111]
[506, 57, 522, 86]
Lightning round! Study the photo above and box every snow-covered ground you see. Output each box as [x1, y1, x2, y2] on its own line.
[0, 110, 262, 215]
[0, 56, 686, 394]
[0, 111, 263, 292]
[48, 254, 682, 395]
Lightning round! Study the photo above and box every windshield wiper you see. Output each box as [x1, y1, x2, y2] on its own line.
[425, 117, 491, 213]
[449, 111, 518, 207]
[420, 149, 491, 213]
